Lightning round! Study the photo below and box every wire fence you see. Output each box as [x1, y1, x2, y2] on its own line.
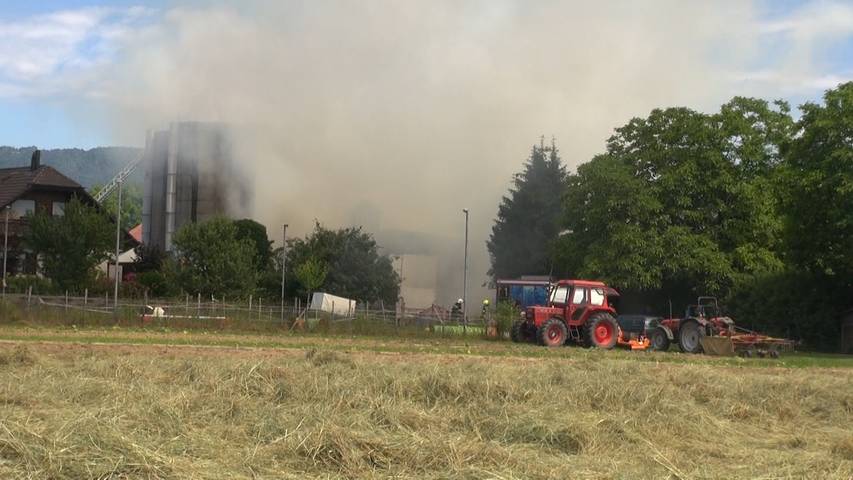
[0, 292, 501, 339]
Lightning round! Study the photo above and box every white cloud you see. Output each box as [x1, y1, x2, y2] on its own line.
[760, 0, 853, 38]
[727, 1, 853, 96]
[0, 6, 153, 96]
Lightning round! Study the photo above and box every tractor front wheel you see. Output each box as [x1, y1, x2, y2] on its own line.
[585, 313, 618, 349]
[538, 318, 567, 347]
[678, 320, 704, 354]
[650, 328, 670, 351]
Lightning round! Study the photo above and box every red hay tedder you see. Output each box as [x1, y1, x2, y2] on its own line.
[648, 297, 797, 357]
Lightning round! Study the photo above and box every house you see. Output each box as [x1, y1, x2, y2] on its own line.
[0, 150, 135, 277]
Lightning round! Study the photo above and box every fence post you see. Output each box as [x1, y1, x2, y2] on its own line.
[84, 288, 88, 306]
[105, 291, 108, 309]
[197, 293, 201, 318]
[64, 290, 68, 312]
[258, 297, 262, 320]
[27, 286, 32, 308]
[249, 294, 253, 311]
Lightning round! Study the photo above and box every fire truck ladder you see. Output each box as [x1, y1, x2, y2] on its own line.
[93, 155, 143, 203]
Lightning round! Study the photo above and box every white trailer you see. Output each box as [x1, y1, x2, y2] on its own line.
[309, 292, 357, 317]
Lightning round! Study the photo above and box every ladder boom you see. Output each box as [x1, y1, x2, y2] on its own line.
[93, 156, 143, 203]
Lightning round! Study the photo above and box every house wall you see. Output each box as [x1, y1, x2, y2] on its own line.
[3, 189, 83, 274]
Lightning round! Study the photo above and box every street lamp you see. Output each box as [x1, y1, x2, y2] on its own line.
[113, 179, 123, 310]
[2, 205, 10, 298]
[462, 208, 469, 333]
[280, 224, 288, 322]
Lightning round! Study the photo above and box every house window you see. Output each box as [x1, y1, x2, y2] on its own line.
[10, 199, 35, 218]
[52, 201, 65, 216]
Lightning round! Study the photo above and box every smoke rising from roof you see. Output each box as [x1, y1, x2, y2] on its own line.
[99, 1, 768, 304]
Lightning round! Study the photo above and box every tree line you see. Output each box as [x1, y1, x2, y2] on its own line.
[488, 83, 853, 349]
[21, 207, 400, 305]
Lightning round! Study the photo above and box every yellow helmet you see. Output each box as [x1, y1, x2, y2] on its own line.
[483, 299, 490, 305]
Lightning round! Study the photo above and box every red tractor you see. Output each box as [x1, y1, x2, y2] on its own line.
[511, 279, 622, 348]
[647, 297, 734, 353]
[647, 296, 795, 356]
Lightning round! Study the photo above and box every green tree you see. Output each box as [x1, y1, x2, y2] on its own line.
[233, 219, 274, 270]
[24, 198, 114, 291]
[170, 217, 258, 296]
[781, 82, 853, 278]
[293, 257, 328, 300]
[95, 182, 142, 231]
[285, 223, 400, 304]
[487, 138, 566, 282]
[554, 98, 793, 300]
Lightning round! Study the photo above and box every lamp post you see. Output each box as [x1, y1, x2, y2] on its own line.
[2, 205, 9, 298]
[280, 224, 288, 322]
[462, 208, 469, 334]
[113, 179, 123, 310]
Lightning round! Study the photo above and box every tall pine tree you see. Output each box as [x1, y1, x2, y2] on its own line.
[488, 138, 566, 282]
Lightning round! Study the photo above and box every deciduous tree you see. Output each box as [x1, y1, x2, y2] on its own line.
[24, 198, 114, 290]
[170, 217, 257, 296]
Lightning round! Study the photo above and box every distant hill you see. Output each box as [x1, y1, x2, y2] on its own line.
[0, 146, 144, 191]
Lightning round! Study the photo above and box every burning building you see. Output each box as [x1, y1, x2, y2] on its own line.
[141, 122, 250, 251]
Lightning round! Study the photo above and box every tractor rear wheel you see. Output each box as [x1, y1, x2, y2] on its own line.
[538, 318, 567, 347]
[510, 320, 525, 343]
[585, 313, 618, 349]
[678, 320, 704, 354]
[650, 328, 670, 351]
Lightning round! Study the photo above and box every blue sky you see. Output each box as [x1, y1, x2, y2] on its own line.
[0, 0, 851, 149]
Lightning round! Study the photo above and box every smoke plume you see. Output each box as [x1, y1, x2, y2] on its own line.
[98, 1, 768, 304]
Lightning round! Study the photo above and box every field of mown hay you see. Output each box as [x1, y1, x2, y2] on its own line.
[0, 340, 851, 479]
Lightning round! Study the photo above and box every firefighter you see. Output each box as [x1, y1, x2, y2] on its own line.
[450, 298, 464, 323]
[482, 299, 498, 337]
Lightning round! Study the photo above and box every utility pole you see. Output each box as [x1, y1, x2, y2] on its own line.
[113, 179, 123, 310]
[462, 208, 469, 334]
[2, 205, 9, 298]
[280, 224, 288, 322]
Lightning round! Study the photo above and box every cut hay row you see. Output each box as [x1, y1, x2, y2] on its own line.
[0, 342, 851, 479]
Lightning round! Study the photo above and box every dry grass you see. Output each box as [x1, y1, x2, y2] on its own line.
[0, 341, 851, 479]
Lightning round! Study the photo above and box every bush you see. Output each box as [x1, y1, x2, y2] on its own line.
[137, 271, 171, 297]
[494, 301, 521, 337]
[726, 271, 849, 351]
[6, 275, 57, 295]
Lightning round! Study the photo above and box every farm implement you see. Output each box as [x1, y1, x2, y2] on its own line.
[510, 281, 795, 357]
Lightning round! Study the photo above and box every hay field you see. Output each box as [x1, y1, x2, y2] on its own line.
[0, 340, 851, 479]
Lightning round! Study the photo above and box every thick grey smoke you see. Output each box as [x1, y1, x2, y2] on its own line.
[99, 1, 766, 304]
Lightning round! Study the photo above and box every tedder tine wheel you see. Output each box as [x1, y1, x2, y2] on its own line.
[538, 318, 567, 347]
[650, 328, 670, 351]
[586, 313, 618, 349]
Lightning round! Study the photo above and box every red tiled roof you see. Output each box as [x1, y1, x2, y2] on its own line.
[0, 165, 84, 208]
[129, 224, 143, 243]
